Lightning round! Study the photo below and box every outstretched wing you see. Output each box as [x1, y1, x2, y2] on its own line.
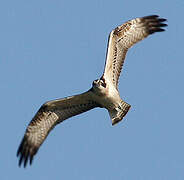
[17, 90, 99, 167]
[102, 15, 167, 89]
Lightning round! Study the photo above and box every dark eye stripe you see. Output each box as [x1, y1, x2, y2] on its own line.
[100, 77, 106, 88]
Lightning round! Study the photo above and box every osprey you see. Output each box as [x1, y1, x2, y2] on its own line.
[17, 15, 167, 167]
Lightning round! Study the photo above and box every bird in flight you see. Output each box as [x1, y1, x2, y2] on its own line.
[17, 15, 167, 167]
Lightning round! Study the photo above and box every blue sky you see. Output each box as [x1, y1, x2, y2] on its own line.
[1, 0, 184, 179]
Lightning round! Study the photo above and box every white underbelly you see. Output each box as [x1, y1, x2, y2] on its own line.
[92, 86, 121, 110]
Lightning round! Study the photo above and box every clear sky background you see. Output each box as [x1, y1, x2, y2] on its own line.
[1, 0, 183, 179]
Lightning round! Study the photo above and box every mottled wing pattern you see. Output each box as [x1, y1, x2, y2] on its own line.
[17, 90, 99, 167]
[102, 15, 167, 89]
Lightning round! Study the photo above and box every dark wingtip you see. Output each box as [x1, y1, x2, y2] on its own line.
[143, 15, 167, 34]
[17, 148, 20, 157]
[18, 154, 23, 167]
[30, 156, 33, 165]
[158, 23, 168, 27]
[17, 151, 34, 168]
[17, 137, 36, 168]
[149, 28, 165, 34]
[158, 18, 167, 22]
[24, 153, 29, 168]
[143, 15, 159, 19]
[143, 15, 167, 22]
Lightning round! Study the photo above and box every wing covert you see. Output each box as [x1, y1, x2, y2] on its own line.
[17, 90, 99, 167]
[102, 15, 167, 89]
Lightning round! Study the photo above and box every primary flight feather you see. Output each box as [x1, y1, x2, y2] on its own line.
[17, 15, 167, 167]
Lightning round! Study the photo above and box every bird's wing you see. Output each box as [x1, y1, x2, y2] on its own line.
[102, 15, 167, 89]
[17, 90, 99, 167]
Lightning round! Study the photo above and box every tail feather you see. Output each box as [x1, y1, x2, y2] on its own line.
[109, 100, 131, 125]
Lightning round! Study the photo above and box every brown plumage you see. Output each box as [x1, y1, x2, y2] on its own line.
[17, 91, 99, 167]
[17, 15, 167, 167]
[102, 15, 167, 88]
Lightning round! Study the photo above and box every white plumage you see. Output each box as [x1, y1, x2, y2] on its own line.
[17, 15, 167, 167]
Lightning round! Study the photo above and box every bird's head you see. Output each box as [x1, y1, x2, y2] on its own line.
[92, 79, 107, 95]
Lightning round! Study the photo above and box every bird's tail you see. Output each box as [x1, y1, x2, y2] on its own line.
[108, 100, 131, 126]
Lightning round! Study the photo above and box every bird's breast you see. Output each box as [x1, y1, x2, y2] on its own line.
[91, 85, 121, 109]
